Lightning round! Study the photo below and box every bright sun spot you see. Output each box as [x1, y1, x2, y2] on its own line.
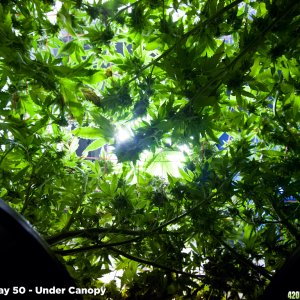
[46, 1, 62, 24]
[141, 148, 187, 179]
[178, 144, 191, 154]
[116, 127, 133, 143]
[167, 7, 187, 22]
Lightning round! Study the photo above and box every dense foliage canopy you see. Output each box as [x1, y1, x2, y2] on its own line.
[0, 0, 300, 298]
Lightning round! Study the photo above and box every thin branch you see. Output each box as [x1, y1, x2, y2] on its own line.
[21, 169, 35, 214]
[152, 180, 234, 233]
[152, 197, 209, 233]
[190, 0, 300, 104]
[47, 228, 144, 245]
[108, 246, 205, 279]
[125, 0, 244, 85]
[273, 73, 298, 146]
[257, 220, 283, 224]
[0, 145, 15, 166]
[268, 195, 300, 241]
[214, 236, 272, 280]
[108, 1, 140, 25]
[233, 2, 300, 68]
[54, 237, 142, 256]
[49, 180, 229, 249]
[61, 175, 88, 232]
[47, 227, 179, 245]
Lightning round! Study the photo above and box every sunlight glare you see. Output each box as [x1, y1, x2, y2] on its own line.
[178, 144, 191, 154]
[116, 127, 133, 143]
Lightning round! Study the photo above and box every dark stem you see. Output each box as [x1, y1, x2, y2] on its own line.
[47, 227, 180, 245]
[0, 145, 15, 166]
[21, 169, 35, 214]
[268, 195, 300, 241]
[48, 228, 146, 245]
[108, 246, 204, 280]
[190, 0, 300, 103]
[108, 0, 140, 25]
[214, 236, 272, 280]
[54, 237, 143, 255]
[125, 0, 244, 85]
[61, 175, 88, 232]
[152, 176, 234, 233]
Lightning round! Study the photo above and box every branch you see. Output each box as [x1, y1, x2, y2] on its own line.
[54, 237, 142, 256]
[236, 1, 300, 66]
[214, 236, 272, 280]
[0, 145, 15, 166]
[190, 0, 300, 103]
[150, 173, 238, 235]
[108, 246, 205, 280]
[61, 175, 88, 232]
[152, 196, 210, 233]
[108, 1, 140, 25]
[268, 195, 300, 241]
[273, 73, 299, 146]
[47, 228, 145, 245]
[21, 168, 35, 214]
[125, 0, 244, 85]
[47, 227, 179, 245]
[152, 180, 235, 233]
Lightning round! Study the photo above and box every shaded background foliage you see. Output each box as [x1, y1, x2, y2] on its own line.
[0, 0, 300, 299]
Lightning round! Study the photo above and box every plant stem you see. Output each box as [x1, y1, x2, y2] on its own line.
[109, 246, 205, 279]
[214, 236, 272, 280]
[47, 227, 181, 245]
[21, 169, 35, 214]
[61, 175, 88, 232]
[55, 237, 142, 255]
[268, 195, 300, 241]
[125, 0, 244, 85]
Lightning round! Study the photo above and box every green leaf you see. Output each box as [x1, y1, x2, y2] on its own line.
[60, 78, 84, 124]
[90, 112, 115, 137]
[194, 96, 218, 109]
[84, 138, 107, 153]
[1, 1, 299, 297]
[178, 168, 193, 182]
[110, 174, 118, 192]
[57, 5, 77, 36]
[88, 71, 106, 84]
[72, 127, 107, 139]
[58, 40, 77, 55]
[241, 90, 255, 99]
[145, 38, 161, 51]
